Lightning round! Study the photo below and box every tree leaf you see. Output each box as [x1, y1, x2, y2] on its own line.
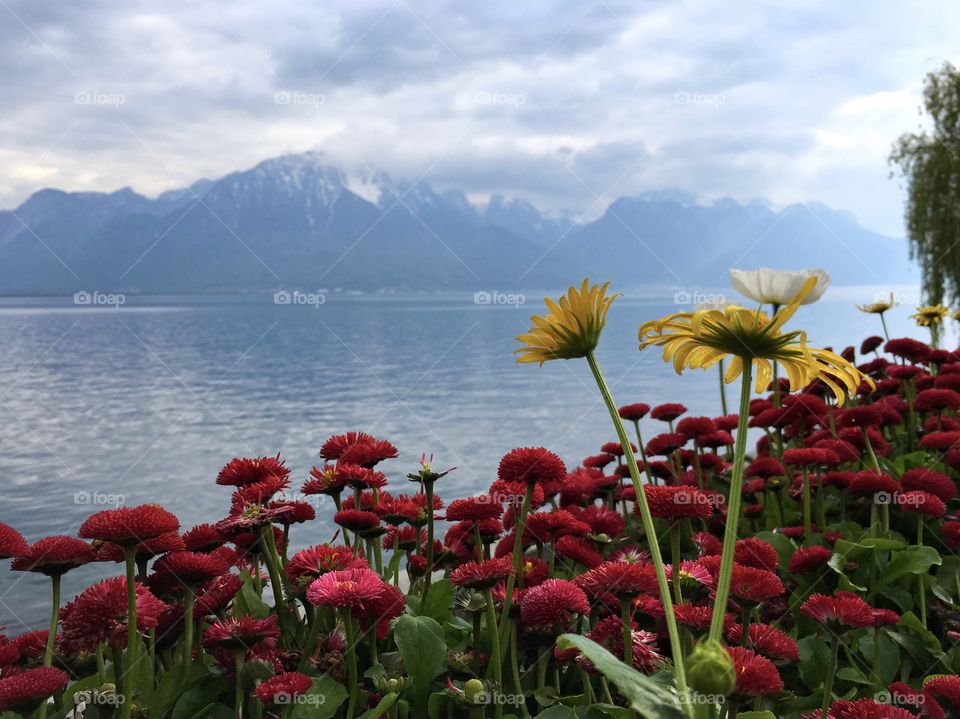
[871, 546, 941, 594]
[289, 676, 347, 719]
[555, 635, 685, 719]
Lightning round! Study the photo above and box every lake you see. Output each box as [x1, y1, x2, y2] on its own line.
[0, 285, 933, 628]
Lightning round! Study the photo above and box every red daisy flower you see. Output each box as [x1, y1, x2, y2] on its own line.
[306, 568, 386, 610]
[13, 630, 49, 659]
[644, 432, 687, 456]
[896, 490, 946, 517]
[585, 615, 663, 673]
[836, 406, 884, 429]
[498, 447, 566, 487]
[812, 698, 917, 719]
[583, 453, 616, 469]
[254, 671, 313, 705]
[729, 565, 784, 604]
[302, 463, 347, 496]
[943, 520, 960, 549]
[520, 579, 589, 629]
[601, 442, 637, 457]
[60, 577, 167, 653]
[216, 454, 290, 486]
[11, 536, 94, 576]
[446, 496, 503, 522]
[871, 609, 901, 626]
[523, 510, 591, 543]
[554, 535, 604, 569]
[847, 471, 901, 498]
[914, 388, 960, 413]
[95, 531, 185, 562]
[924, 675, 960, 709]
[79, 504, 180, 546]
[782, 447, 839, 468]
[651, 403, 687, 422]
[335, 464, 387, 491]
[640, 485, 713, 521]
[919, 431, 960, 451]
[789, 545, 833, 574]
[0, 666, 69, 713]
[571, 505, 626, 537]
[734, 538, 779, 572]
[320, 431, 376, 460]
[811, 439, 861, 464]
[745, 458, 786, 480]
[674, 603, 718, 631]
[333, 509, 381, 534]
[618, 403, 651, 421]
[676, 416, 718, 440]
[800, 592, 875, 630]
[357, 583, 406, 640]
[901, 468, 956, 502]
[203, 614, 280, 650]
[861, 336, 884, 354]
[0, 524, 27, 559]
[692, 531, 723, 556]
[575, 561, 658, 599]
[193, 573, 243, 617]
[726, 623, 799, 661]
[884, 337, 930, 363]
[153, 550, 229, 585]
[267, 500, 316, 525]
[727, 646, 783, 697]
[182, 524, 225, 552]
[450, 557, 514, 590]
[287, 545, 366, 589]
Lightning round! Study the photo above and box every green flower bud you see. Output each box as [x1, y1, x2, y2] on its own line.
[463, 679, 485, 705]
[686, 639, 735, 696]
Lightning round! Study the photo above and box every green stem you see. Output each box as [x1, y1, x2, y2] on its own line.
[802, 469, 813, 543]
[122, 546, 137, 719]
[509, 620, 529, 718]
[484, 589, 504, 719]
[708, 359, 753, 644]
[183, 586, 195, 677]
[37, 574, 61, 719]
[879, 313, 890, 341]
[261, 525, 291, 642]
[422, 480, 436, 598]
[497, 483, 535, 652]
[670, 524, 683, 604]
[821, 635, 840, 719]
[718, 359, 729, 415]
[586, 351, 691, 716]
[343, 611, 359, 719]
[234, 650, 245, 719]
[620, 597, 633, 667]
[918, 520, 927, 628]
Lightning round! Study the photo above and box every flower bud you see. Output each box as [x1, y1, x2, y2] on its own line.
[463, 679, 485, 705]
[686, 639, 735, 696]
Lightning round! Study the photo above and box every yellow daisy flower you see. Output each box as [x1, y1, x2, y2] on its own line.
[911, 304, 950, 327]
[856, 293, 895, 314]
[638, 276, 872, 405]
[515, 279, 620, 364]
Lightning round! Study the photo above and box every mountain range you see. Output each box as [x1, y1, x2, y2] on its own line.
[0, 151, 914, 295]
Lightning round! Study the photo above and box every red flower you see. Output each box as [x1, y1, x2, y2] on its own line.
[524, 510, 591, 543]
[571, 505, 626, 536]
[692, 531, 723, 556]
[895, 490, 945, 517]
[554, 535, 604, 569]
[216, 454, 290, 486]
[153, 551, 229, 585]
[575, 561, 657, 599]
[676, 416, 718, 440]
[194, 573, 243, 617]
[644, 433, 687, 456]
[60, 577, 167, 653]
[287, 545, 366, 589]
[924, 675, 960, 709]
[268, 500, 316, 525]
[11, 536, 94, 576]
[334, 509, 381, 534]
[336, 464, 387, 491]
[203, 615, 280, 650]
[651, 403, 687, 422]
[861, 336, 884, 354]
[601, 442, 637, 456]
[583, 453, 616, 469]
[789, 545, 833, 574]
[729, 564, 784, 603]
[884, 337, 930, 363]
[306, 568, 386, 610]
[498, 447, 566, 486]
[919, 431, 960, 451]
[520, 579, 589, 628]
[901, 468, 957, 502]
[254, 671, 313, 705]
[727, 646, 783, 696]
[812, 439, 861, 464]
[0, 666, 69, 713]
[726, 623, 798, 661]
[836, 406, 884, 429]
[943, 521, 960, 549]
[95, 530, 185, 563]
[813, 698, 917, 719]
[585, 615, 663, 673]
[182, 524, 225, 552]
[302, 463, 347, 496]
[356, 583, 406, 639]
[79, 504, 180, 546]
[674, 603, 718, 631]
[450, 558, 514, 590]
[338, 439, 398, 468]
[734, 538, 779, 572]
[641, 485, 713, 521]
[320, 431, 376, 460]
[914, 388, 960, 412]
[847, 471, 900, 498]
[782, 447, 839, 468]
[800, 592, 875, 630]
[618, 403, 651, 421]
[446, 496, 503, 522]
[0, 524, 27, 559]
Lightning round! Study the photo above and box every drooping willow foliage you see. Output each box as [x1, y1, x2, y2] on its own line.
[890, 62, 960, 305]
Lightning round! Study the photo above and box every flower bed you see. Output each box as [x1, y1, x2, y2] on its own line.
[0, 277, 959, 719]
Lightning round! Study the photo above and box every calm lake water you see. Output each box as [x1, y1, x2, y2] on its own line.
[0, 286, 934, 628]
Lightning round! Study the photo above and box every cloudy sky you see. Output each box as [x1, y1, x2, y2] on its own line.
[0, 0, 957, 236]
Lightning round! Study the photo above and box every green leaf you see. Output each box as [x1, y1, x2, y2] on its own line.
[826, 552, 867, 592]
[798, 635, 830, 690]
[171, 678, 228, 719]
[394, 614, 448, 714]
[857, 632, 899, 686]
[412, 579, 455, 624]
[555, 635, 685, 719]
[755, 531, 795, 570]
[934, 556, 960, 604]
[736, 713, 778, 719]
[355, 692, 399, 719]
[871, 546, 941, 594]
[532, 707, 577, 719]
[289, 676, 348, 719]
[234, 574, 271, 619]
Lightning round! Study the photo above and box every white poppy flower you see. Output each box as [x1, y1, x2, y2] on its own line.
[730, 268, 831, 306]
